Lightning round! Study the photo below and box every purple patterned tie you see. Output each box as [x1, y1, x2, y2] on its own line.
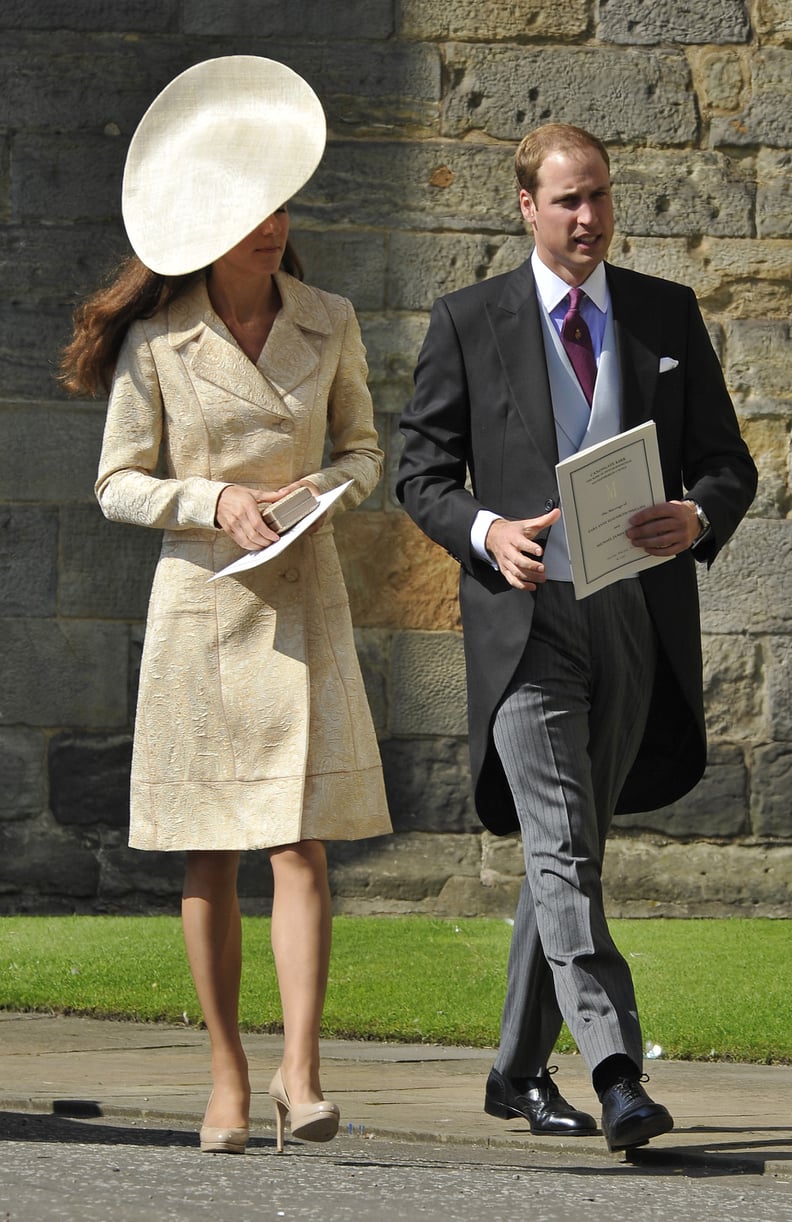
[561, 286, 597, 406]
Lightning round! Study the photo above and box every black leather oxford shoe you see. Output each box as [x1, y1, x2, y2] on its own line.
[600, 1077, 674, 1152]
[484, 1067, 597, 1135]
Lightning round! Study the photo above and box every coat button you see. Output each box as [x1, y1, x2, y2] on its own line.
[283, 568, 299, 583]
[544, 498, 555, 511]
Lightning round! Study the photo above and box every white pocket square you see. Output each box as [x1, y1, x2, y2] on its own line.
[659, 356, 679, 373]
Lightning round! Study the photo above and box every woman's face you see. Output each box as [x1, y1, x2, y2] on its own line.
[214, 206, 290, 278]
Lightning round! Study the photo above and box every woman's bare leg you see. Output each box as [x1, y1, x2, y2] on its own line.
[182, 850, 250, 1128]
[268, 839, 332, 1102]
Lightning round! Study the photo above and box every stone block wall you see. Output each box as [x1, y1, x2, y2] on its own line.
[1, 1, 790, 917]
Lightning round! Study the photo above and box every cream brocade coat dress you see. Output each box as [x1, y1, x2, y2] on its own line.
[96, 272, 392, 851]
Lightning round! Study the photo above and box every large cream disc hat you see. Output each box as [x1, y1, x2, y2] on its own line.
[121, 56, 326, 275]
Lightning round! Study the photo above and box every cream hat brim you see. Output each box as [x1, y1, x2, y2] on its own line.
[122, 56, 326, 276]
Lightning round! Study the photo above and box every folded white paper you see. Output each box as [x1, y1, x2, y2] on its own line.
[209, 480, 353, 582]
[556, 422, 671, 600]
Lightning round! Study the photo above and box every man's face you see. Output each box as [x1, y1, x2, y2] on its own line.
[519, 148, 614, 286]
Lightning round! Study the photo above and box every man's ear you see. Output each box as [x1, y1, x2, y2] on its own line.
[519, 188, 536, 226]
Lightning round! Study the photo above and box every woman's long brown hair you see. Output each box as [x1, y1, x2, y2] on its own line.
[60, 239, 304, 398]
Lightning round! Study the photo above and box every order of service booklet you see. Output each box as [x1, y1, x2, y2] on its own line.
[556, 421, 672, 600]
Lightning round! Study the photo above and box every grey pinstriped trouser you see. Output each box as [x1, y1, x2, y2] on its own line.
[492, 578, 657, 1079]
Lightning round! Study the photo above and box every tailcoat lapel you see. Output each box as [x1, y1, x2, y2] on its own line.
[607, 264, 661, 430]
[486, 261, 662, 470]
[487, 260, 559, 480]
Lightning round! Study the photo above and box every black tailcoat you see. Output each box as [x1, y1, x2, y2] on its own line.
[397, 259, 757, 834]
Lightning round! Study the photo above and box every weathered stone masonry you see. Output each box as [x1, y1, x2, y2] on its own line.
[0, 1, 790, 916]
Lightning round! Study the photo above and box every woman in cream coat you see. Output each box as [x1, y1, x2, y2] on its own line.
[62, 57, 391, 1156]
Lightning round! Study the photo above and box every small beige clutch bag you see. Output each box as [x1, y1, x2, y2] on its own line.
[260, 486, 318, 533]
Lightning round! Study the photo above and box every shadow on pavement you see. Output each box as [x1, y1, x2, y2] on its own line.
[3, 1109, 787, 1182]
[0, 1110, 274, 1153]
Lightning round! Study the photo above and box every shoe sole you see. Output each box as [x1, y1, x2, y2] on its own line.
[605, 1111, 674, 1153]
[484, 1097, 597, 1136]
[291, 1115, 340, 1143]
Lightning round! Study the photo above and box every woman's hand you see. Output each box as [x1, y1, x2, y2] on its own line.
[258, 478, 320, 501]
[215, 485, 280, 551]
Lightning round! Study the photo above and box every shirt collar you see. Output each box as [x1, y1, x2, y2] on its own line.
[530, 248, 609, 314]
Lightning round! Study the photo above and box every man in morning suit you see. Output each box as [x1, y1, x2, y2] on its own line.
[396, 123, 756, 1152]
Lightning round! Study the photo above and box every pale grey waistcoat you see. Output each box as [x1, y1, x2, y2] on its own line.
[538, 306, 623, 582]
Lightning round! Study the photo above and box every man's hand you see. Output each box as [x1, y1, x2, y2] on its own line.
[626, 500, 701, 556]
[216, 485, 280, 551]
[485, 508, 562, 590]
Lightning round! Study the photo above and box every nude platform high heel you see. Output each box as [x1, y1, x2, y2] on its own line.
[199, 1093, 249, 1154]
[268, 1068, 340, 1154]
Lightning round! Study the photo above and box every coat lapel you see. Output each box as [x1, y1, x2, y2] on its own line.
[258, 273, 333, 396]
[487, 260, 559, 477]
[167, 274, 332, 418]
[607, 264, 661, 430]
[487, 261, 661, 469]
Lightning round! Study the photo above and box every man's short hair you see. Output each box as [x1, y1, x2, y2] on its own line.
[515, 123, 610, 195]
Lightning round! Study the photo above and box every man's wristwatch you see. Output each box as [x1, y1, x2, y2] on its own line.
[685, 499, 711, 542]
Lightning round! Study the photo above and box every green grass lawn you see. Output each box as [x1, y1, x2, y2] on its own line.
[1, 915, 790, 1063]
